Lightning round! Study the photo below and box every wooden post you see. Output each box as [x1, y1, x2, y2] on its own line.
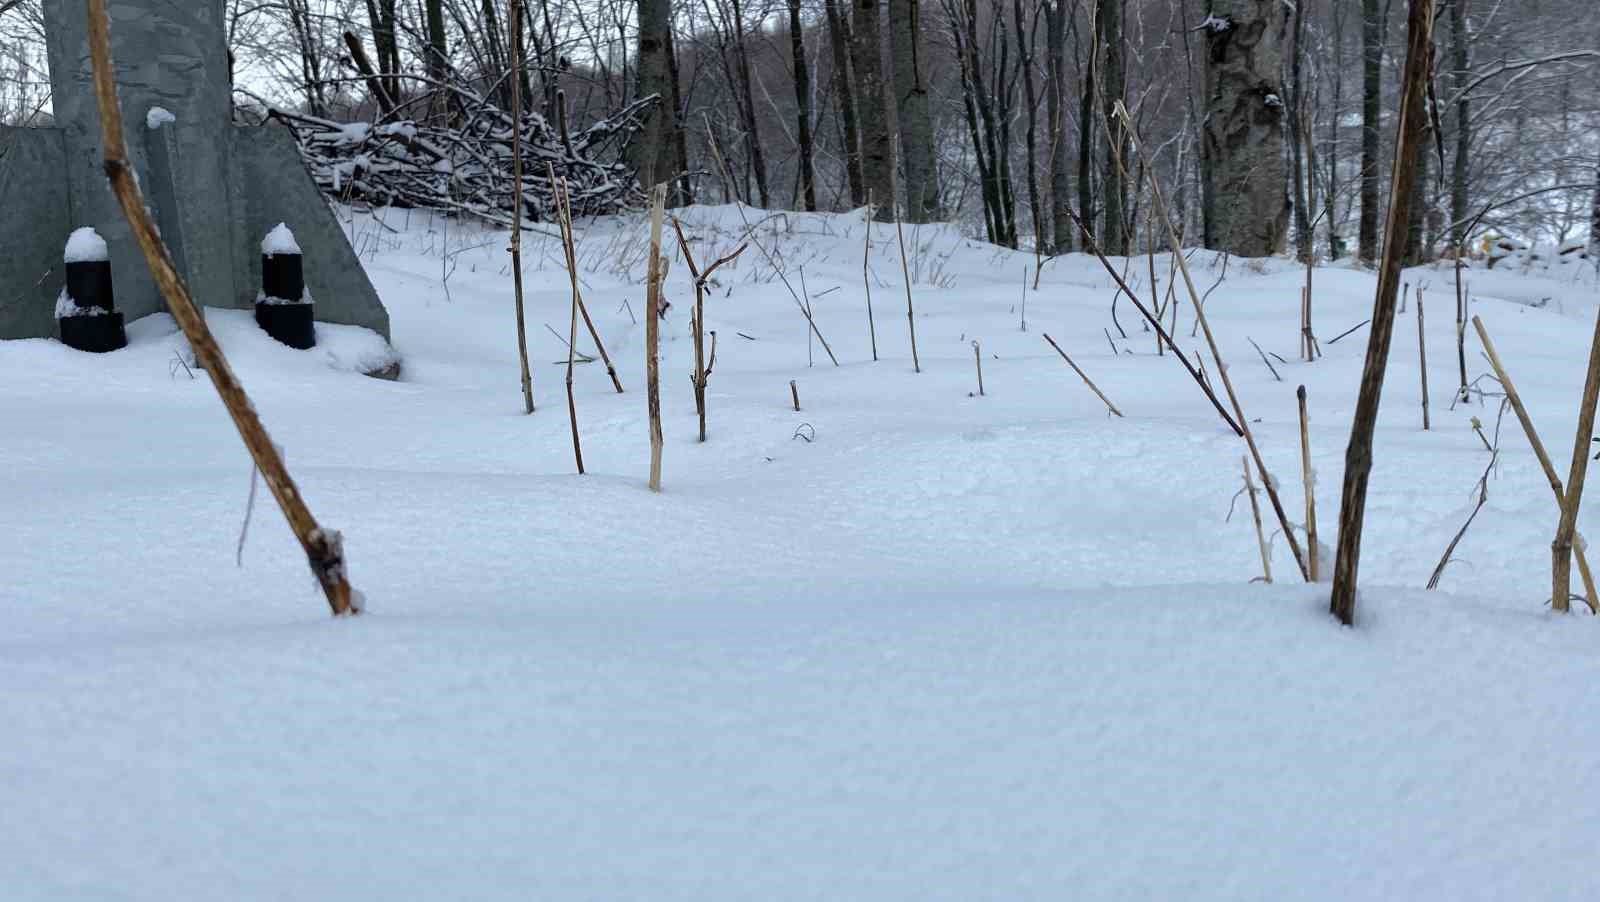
[1298, 386, 1320, 582]
[1552, 307, 1600, 612]
[86, 0, 357, 615]
[508, 0, 534, 415]
[645, 184, 667, 492]
[1329, 0, 1436, 626]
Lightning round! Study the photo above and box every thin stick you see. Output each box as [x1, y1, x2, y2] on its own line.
[1043, 334, 1124, 417]
[863, 193, 878, 361]
[550, 170, 585, 474]
[1113, 102, 1308, 581]
[1298, 386, 1320, 582]
[508, 0, 534, 414]
[973, 341, 985, 396]
[86, 0, 356, 615]
[895, 204, 920, 373]
[1065, 206, 1243, 436]
[671, 217, 746, 443]
[1248, 338, 1282, 382]
[1553, 307, 1600, 613]
[1020, 267, 1028, 332]
[790, 379, 800, 411]
[1455, 251, 1469, 402]
[644, 183, 667, 492]
[1473, 316, 1600, 613]
[1417, 286, 1431, 430]
[1328, 319, 1371, 345]
[1243, 456, 1273, 583]
[1327, 0, 1438, 624]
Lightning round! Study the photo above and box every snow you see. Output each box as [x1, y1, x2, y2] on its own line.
[6, 204, 1600, 898]
[53, 288, 105, 318]
[261, 222, 301, 256]
[63, 226, 107, 263]
[145, 106, 175, 130]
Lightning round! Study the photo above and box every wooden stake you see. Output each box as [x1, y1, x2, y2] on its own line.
[1552, 307, 1600, 613]
[790, 380, 800, 411]
[973, 341, 985, 396]
[1472, 316, 1600, 613]
[1328, 0, 1437, 625]
[550, 169, 585, 474]
[1297, 386, 1321, 582]
[895, 204, 920, 373]
[644, 184, 667, 492]
[863, 194, 878, 361]
[1244, 456, 1273, 584]
[86, 0, 357, 615]
[1043, 334, 1123, 418]
[1417, 286, 1431, 431]
[508, 0, 534, 414]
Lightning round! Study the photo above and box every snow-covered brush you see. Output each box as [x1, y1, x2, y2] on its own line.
[262, 80, 659, 227]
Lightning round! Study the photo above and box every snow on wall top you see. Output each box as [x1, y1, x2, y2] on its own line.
[64, 227, 108, 263]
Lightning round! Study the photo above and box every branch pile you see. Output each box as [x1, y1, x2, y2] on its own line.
[266, 86, 659, 225]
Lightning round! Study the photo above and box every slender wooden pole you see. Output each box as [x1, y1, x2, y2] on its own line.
[550, 169, 585, 474]
[1298, 386, 1320, 583]
[86, 0, 356, 615]
[895, 204, 920, 373]
[863, 193, 878, 361]
[1473, 316, 1600, 613]
[1043, 334, 1124, 418]
[1329, 0, 1436, 625]
[508, 0, 534, 414]
[1417, 287, 1431, 430]
[1244, 456, 1273, 583]
[1552, 307, 1600, 613]
[645, 184, 667, 492]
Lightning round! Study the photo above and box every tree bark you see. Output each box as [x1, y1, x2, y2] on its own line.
[824, 0, 866, 206]
[789, 0, 818, 211]
[1099, 0, 1127, 254]
[890, 0, 939, 221]
[1044, 0, 1071, 252]
[628, 0, 676, 188]
[1201, 0, 1288, 257]
[1358, 0, 1383, 265]
[852, 0, 895, 219]
[729, 0, 771, 207]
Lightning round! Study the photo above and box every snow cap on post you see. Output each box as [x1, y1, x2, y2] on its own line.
[63, 227, 109, 263]
[262, 222, 302, 257]
[257, 223, 315, 349]
[57, 227, 126, 352]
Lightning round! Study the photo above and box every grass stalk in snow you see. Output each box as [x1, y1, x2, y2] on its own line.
[672, 217, 747, 442]
[1043, 334, 1123, 418]
[86, 0, 359, 616]
[1551, 307, 1600, 613]
[863, 195, 878, 361]
[508, 2, 534, 415]
[896, 204, 921, 373]
[1113, 101, 1309, 583]
[1243, 456, 1273, 584]
[1417, 287, 1431, 431]
[1298, 386, 1320, 583]
[1327, 0, 1437, 625]
[645, 184, 667, 492]
[550, 170, 585, 474]
[1472, 316, 1600, 613]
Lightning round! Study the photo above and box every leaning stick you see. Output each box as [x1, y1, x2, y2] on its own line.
[1417, 286, 1431, 430]
[863, 193, 878, 361]
[1473, 316, 1600, 614]
[1043, 334, 1123, 418]
[790, 380, 800, 412]
[1243, 456, 1273, 584]
[1298, 386, 1320, 582]
[895, 204, 921, 373]
[1552, 308, 1600, 613]
[1065, 206, 1242, 436]
[973, 341, 985, 396]
[550, 171, 585, 474]
[644, 184, 667, 492]
[87, 0, 357, 615]
[508, 0, 534, 414]
[1113, 101, 1308, 581]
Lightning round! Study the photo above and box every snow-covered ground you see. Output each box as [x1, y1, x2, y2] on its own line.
[4, 205, 1600, 899]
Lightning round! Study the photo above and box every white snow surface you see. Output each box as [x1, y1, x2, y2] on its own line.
[261, 222, 302, 256]
[5, 204, 1600, 899]
[145, 106, 175, 130]
[62, 226, 108, 263]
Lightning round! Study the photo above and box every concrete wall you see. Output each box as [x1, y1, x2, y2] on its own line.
[0, 128, 71, 339]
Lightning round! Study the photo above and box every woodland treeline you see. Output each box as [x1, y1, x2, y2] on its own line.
[2, 0, 1598, 258]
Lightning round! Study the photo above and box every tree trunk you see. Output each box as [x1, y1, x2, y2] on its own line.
[890, 0, 939, 221]
[1099, 0, 1127, 255]
[425, 0, 449, 81]
[852, 0, 895, 219]
[1016, 0, 1042, 249]
[789, 0, 818, 211]
[628, 0, 675, 187]
[1288, 0, 1311, 262]
[1076, 9, 1095, 246]
[825, 0, 866, 207]
[1201, 0, 1288, 257]
[1327, 0, 1345, 259]
[1358, 0, 1383, 264]
[1044, 0, 1071, 253]
[1449, 0, 1470, 251]
[729, 0, 771, 208]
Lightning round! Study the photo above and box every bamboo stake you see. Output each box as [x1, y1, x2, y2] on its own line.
[550, 171, 585, 474]
[644, 184, 667, 492]
[790, 380, 800, 411]
[1043, 334, 1124, 417]
[1417, 286, 1431, 430]
[1244, 456, 1273, 583]
[1326, 0, 1436, 625]
[973, 341, 985, 396]
[1472, 316, 1600, 613]
[508, 0, 534, 413]
[863, 193, 878, 361]
[1552, 307, 1600, 613]
[86, 0, 357, 615]
[1112, 102, 1309, 582]
[895, 204, 920, 373]
[1298, 386, 1320, 582]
